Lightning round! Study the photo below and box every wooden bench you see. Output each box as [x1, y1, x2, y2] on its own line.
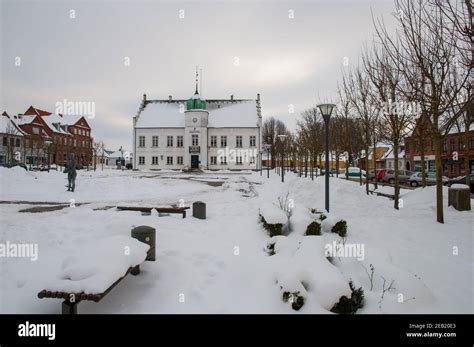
[368, 190, 395, 200]
[116, 206, 190, 218]
[38, 265, 141, 314]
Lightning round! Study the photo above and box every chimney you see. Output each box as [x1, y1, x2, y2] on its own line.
[230, 95, 234, 101]
[257, 93, 260, 101]
[143, 94, 147, 102]
[169, 95, 172, 101]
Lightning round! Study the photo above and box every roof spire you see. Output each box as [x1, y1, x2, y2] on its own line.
[195, 66, 199, 95]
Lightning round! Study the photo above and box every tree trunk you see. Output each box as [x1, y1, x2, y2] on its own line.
[373, 142, 378, 190]
[433, 127, 444, 224]
[394, 142, 400, 210]
[420, 139, 427, 187]
[464, 119, 471, 186]
[336, 152, 339, 178]
[365, 145, 369, 194]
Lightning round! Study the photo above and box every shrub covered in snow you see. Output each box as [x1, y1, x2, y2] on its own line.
[259, 204, 287, 237]
[259, 214, 284, 237]
[305, 221, 322, 236]
[282, 291, 305, 311]
[331, 220, 347, 238]
[265, 240, 276, 256]
[330, 281, 364, 314]
[310, 208, 327, 221]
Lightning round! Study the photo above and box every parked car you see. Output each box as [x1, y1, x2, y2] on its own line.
[381, 169, 413, 184]
[448, 174, 474, 193]
[408, 172, 449, 187]
[368, 169, 386, 182]
[345, 167, 366, 177]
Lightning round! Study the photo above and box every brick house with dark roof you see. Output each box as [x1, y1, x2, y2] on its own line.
[404, 113, 474, 178]
[11, 106, 93, 167]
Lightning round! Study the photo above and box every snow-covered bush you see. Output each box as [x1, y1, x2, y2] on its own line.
[319, 214, 348, 237]
[282, 291, 305, 311]
[330, 281, 364, 314]
[331, 220, 347, 238]
[259, 214, 284, 237]
[277, 274, 308, 311]
[310, 208, 327, 221]
[275, 192, 294, 222]
[259, 204, 288, 237]
[265, 240, 276, 256]
[305, 221, 322, 236]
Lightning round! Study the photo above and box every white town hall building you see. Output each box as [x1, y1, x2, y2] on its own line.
[133, 83, 262, 171]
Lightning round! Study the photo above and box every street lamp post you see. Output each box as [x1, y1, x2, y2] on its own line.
[277, 134, 287, 183]
[318, 103, 335, 213]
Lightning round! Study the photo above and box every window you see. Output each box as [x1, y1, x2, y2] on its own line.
[192, 134, 199, 146]
[442, 141, 447, 152]
[250, 156, 255, 165]
[177, 136, 183, 148]
[236, 136, 242, 148]
[236, 156, 243, 165]
[459, 139, 464, 150]
[2, 137, 6, 146]
[167, 156, 173, 165]
[210, 136, 217, 147]
[221, 136, 227, 147]
[139, 156, 145, 165]
[220, 156, 227, 165]
[32, 127, 40, 135]
[167, 136, 173, 147]
[152, 156, 159, 165]
[152, 136, 159, 147]
[450, 139, 456, 152]
[250, 136, 256, 147]
[74, 139, 77, 147]
[177, 156, 183, 165]
[139, 136, 145, 148]
[210, 156, 217, 165]
[469, 136, 474, 150]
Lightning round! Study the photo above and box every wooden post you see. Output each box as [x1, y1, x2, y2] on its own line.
[448, 186, 471, 211]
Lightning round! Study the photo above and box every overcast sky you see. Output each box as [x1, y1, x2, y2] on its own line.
[1, 0, 396, 151]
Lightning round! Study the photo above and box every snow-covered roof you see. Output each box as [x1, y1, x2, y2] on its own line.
[109, 149, 132, 158]
[382, 147, 405, 160]
[135, 99, 260, 128]
[40, 114, 74, 135]
[0, 114, 24, 136]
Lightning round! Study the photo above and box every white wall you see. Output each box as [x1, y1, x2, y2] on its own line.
[134, 127, 260, 170]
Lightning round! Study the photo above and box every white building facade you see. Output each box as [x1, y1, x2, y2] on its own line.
[133, 90, 262, 170]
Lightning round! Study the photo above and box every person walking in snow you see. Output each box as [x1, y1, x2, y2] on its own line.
[66, 153, 77, 192]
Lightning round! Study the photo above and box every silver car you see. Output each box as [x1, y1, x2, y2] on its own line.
[408, 172, 449, 187]
[382, 169, 413, 184]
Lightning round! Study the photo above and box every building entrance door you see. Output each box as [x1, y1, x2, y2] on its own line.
[191, 155, 199, 169]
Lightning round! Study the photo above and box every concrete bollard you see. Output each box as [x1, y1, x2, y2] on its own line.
[193, 201, 206, 219]
[131, 225, 156, 261]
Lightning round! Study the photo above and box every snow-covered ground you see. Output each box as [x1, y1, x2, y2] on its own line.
[0, 167, 472, 313]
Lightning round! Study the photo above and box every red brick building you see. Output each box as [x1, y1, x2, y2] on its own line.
[12, 106, 93, 167]
[404, 115, 474, 178]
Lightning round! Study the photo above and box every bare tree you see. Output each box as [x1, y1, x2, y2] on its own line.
[363, 42, 413, 209]
[373, 0, 470, 222]
[342, 65, 379, 194]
